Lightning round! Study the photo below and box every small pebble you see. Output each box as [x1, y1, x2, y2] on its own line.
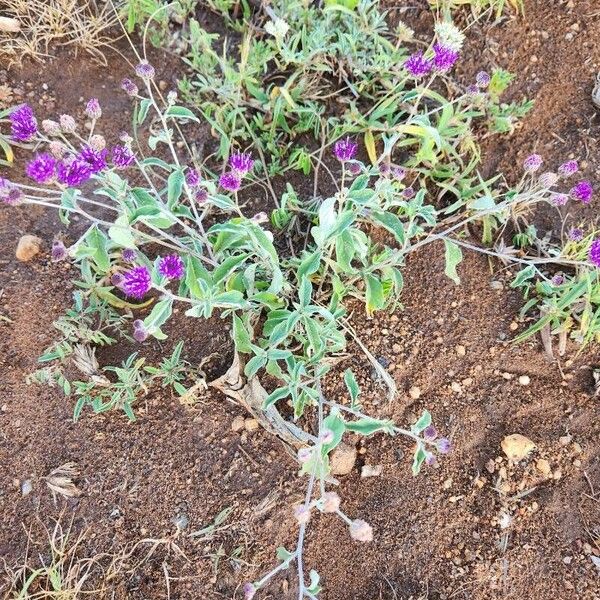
[518, 375, 531, 386]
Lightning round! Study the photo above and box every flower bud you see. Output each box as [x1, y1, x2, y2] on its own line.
[89, 134, 106, 151]
[135, 60, 156, 80]
[121, 78, 139, 97]
[423, 425, 437, 441]
[85, 98, 102, 120]
[320, 492, 341, 513]
[111, 273, 124, 287]
[51, 240, 68, 262]
[349, 519, 373, 542]
[59, 114, 77, 133]
[133, 321, 148, 342]
[42, 119, 60, 135]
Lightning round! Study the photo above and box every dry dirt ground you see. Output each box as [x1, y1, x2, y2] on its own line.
[1, 1, 600, 599]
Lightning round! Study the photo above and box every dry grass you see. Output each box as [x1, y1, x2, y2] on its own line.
[0, 0, 123, 67]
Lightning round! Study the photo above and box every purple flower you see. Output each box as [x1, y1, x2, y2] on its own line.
[112, 145, 135, 169]
[404, 52, 432, 78]
[135, 61, 155, 80]
[0, 178, 22, 206]
[51, 240, 68, 262]
[243, 583, 256, 600]
[79, 145, 107, 174]
[347, 161, 362, 176]
[475, 71, 490, 88]
[432, 44, 459, 72]
[523, 154, 543, 173]
[402, 187, 415, 199]
[425, 452, 437, 466]
[85, 98, 101, 120]
[229, 151, 254, 175]
[423, 425, 437, 441]
[111, 273, 124, 286]
[121, 78, 139, 97]
[466, 84, 480, 95]
[186, 168, 201, 187]
[133, 319, 148, 342]
[569, 228, 583, 241]
[589, 239, 600, 268]
[558, 160, 578, 177]
[122, 266, 152, 299]
[10, 104, 38, 142]
[570, 180, 593, 204]
[56, 158, 92, 187]
[392, 166, 406, 181]
[25, 153, 56, 184]
[195, 188, 208, 203]
[551, 274, 564, 286]
[122, 248, 137, 262]
[436, 437, 451, 454]
[219, 172, 241, 192]
[334, 137, 358, 162]
[158, 254, 185, 279]
[552, 193, 569, 206]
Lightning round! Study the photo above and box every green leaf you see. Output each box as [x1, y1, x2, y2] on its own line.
[365, 273, 385, 316]
[232, 315, 252, 353]
[411, 410, 431, 434]
[86, 225, 110, 272]
[164, 106, 199, 122]
[321, 412, 346, 455]
[297, 251, 322, 279]
[412, 444, 427, 476]
[108, 215, 136, 249]
[143, 299, 173, 336]
[264, 386, 290, 409]
[443, 239, 463, 285]
[167, 169, 185, 208]
[371, 211, 405, 245]
[343, 368, 360, 405]
[137, 98, 152, 125]
[346, 417, 395, 436]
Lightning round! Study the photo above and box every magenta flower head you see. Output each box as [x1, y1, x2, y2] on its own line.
[570, 180, 593, 204]
[195, 188, 208, 203]
[402, 186, 415, 199]
[551, 274, 564, 286]
[122, 266, 152, 299]
[436, 437, 451, 454]
[186, 168, 201, 187]
[112, 145, 135, 169]
[392, 166, 406, 181]
[558, 160, 578, 177]
[423, 425, 437, 441]
[56, 158, 92, 187]
[404, 52, 432, 78]
[334, 137, 358, 162]
[589, 240, 600, 267]
[0, 178, 23, 206]
[219, 172, 241, 193]
[51, 240, 68, 262]
[523, 154, 543, 173]
[10, 104, 38, 141]
[229, 151, 254, 175]
[158, 254, 185, 279]
[85, 98, 101, 120]
[121, 78, 139, 97]
[243, 583, 256, 600]
[26, 153, 56, 184]
[135, 60, 155, 80]
[79, 145, 107, 174]
[475, 71, 490, 88]
[432, 44, 459, 72]
[569, 227, 583, 242]
[122, 248, 137, 263]
[133, 319, 148, 342]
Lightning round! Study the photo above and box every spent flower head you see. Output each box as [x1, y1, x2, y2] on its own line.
[334, 137, 358, 162]
[294, 505, 311, 525]
[133, 319, 148, 342]
[10, 104, 38, 141]
[538, 172, 558, 189]
[558, 160, 578, 177]
[243, 583, 256, 600]
[436, 437, 452, 454]
[321, 492, 341, 513]
[89, 134, 106, 151]
[569, 227, 583, 241]
[51, 240, 68, 262]
[264, 17, 289, 39]
[552, 193, 569, 206]
[59, 114, 77, 133]
[42, 119, 60, 136]
[349, 519, 373, 542]
[434, 21, 465, 51]
[0, 178, 23, 206]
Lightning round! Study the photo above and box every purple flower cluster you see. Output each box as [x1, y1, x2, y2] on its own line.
[404, 52, 432, 78]
[569, 228, 583, 242]
[589, 240, 600, 268]
[229, 151, 254, 175]
[475, 71, 490, 88]
[558, 160, 578, 177]
[26, 153, 56, 184]
[121, 78, 139, 97]
[122, 248, 137, 263]
[0, 178, 22, 205]
[79, 145, 108, 174]
[133, 319, 148, 342]
[523, 154, 543, 173]
[135, 61, 155, 80]
[158, 254, 185, 279]
[570, 180, 593, 204]
[57, 158, 92, 187]
[432, 44, 459, 72]
[333, 137, 358, 162]
[122, 266, 152, 299]
[112, 145, 135, 169]
[219, 172, 241, 193]
[186, 167, 201, 187]
[10, 104, 38, 142]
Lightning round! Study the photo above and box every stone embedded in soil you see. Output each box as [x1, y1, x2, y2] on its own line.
[15, 235, 42, 261]
[518, 375, 531, 386]
[244, 418, 259, 432]
[409, 386, 421, 400]
[501, 434, 536, 461]
[360, 464, 382, 478]
[536, 458, 552, 476]
[330, 442, 356, 475]
[21, 479, 32, 496]
[231, 415, 245, 432]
